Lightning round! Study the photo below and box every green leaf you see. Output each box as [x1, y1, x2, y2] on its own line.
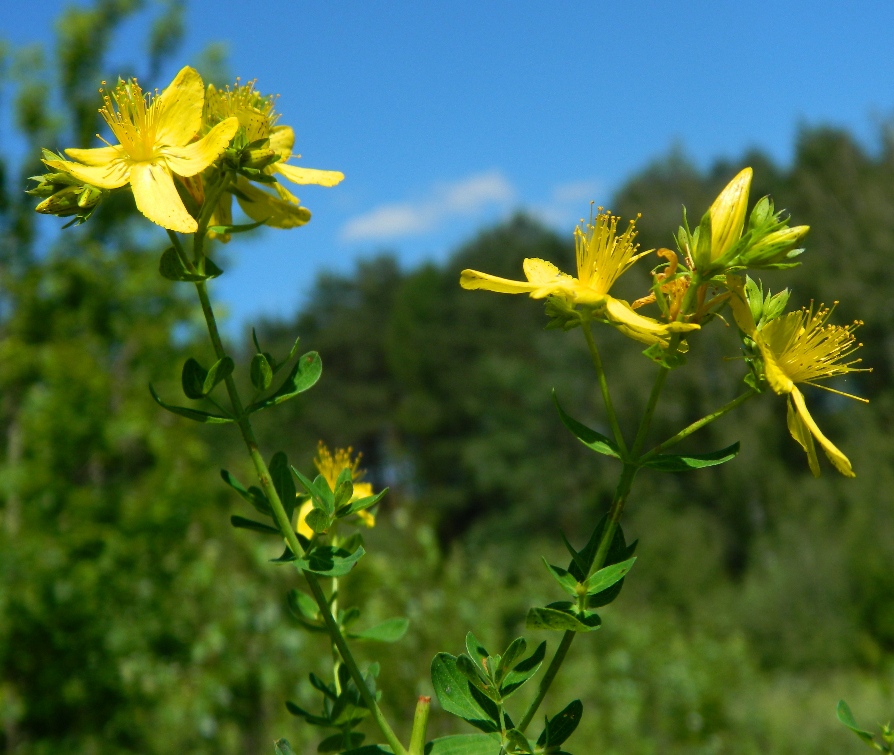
[269, 452, 296, 520]
[286, 589, 327, 633]
[500, 641, 546, 697]
[296, 545, 365, 577]
[495, 637, 527, 683]
[455, 654, 493, 698]
[203, 356, 234, 395]
[836, 700, 877, 744]
[504, 729, 533, 753]
[274, 739, 297, 755]
[336, 488, 388, 518]
[553, 391, 620, 458]
[347, 617, 409, 643]
[304, 508, 331, 534]
[543, 559, 582, 598]
[284, 701, 331, 727]
[158, 246, 224, 282]
[318, 732, 365, 753]
[246, 351, 322, 413]
[465, 631, 490, 667]
[250, 352, 273, 391]
[424, 734, 502, 755]
[641, 442, 741, 472]
[526, 606, 601, 633]
[230, 515, 280, 535]
[536, 700, 583, 748]
[430, 653, 500, 733]
[583, 557, 637, 595]
[208, 218, 266, 235]
[149, 384, 233, 424]
[292, 466, 333, 513]
[220, 469, 271, 516]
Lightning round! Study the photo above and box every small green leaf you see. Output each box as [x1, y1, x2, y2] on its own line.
[553, 391, 620, 458]
[250, 352, 273, 391]
[181, 358, 208, 399]
[526, 606, 601, 633]
[536, 700, 583, 748]
[543, 559, 582, 597]
[246, 351, 322, 413]
[274, 739, 297, 755]
[465, 631, 490, 667]
[583, 557, 637, 595]
[292, 466, 333, 513]
[836, 700, 877, 744]
[284, 701, 331, 727]
[500, 641, 546, 697]
[334, 479, 354, 509]
[286, 589, 327, 632]
[305, 508, 331, 534]
[495, 638, 526, 683]
[220, 469, 271, 516]
[159, 246, 224, 282]
[208, 219, 266, 235]
[296, 545, 365, 577]
[504, 729, 533, 753]
[269, 452, 297, 520]
[336, 488, 388, 518]
[149, 384, 233, 423]
[347, 617, 409, 643]
[202, 357, 234, 395]
[456, 654, 492, 697]
[230, 515, 280, 535]
[641, 442, 741, 472]
[430, 653, 500, 733]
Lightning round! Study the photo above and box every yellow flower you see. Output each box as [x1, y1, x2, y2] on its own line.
[203, 81, 344, 237]
[728, 277, 867, 477]
[705, 167, 752, 265]
[296, 443, 376, 538]
[460, 209, 700, 345]
[44, 66, 238, 233]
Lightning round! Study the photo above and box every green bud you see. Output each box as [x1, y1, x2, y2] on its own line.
[35, 185, 83, 216]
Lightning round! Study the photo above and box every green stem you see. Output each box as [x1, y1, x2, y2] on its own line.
[191, 278, 407, 755]
[408, 696, 431, 755]
[518, 462, 639, 733]
[641, 389, 756, 462]
[582, 323, 628, 456]
[630, 367, 668, 458]
[331, 574, 342, 694]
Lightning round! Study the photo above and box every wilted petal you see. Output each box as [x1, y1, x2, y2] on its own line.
[235, 178, 311, 228]
[153, 66, 205, 147]
[274, 162, 344, 187]
[45, 158, 129, 190]
[604, 297, 699, 336]
[130, 161, 197, 233]
[162, 117, 238, 177]
[791, 387, 854, 477]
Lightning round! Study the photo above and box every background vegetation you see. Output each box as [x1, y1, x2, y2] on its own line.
[1, 3, 892, 753]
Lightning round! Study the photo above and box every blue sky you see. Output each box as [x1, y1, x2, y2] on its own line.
[5, 1, 894, 336]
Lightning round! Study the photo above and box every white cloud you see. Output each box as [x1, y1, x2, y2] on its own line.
[341, 170, 515, 242]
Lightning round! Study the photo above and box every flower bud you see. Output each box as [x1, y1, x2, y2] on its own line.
[707, 167, 752, 265]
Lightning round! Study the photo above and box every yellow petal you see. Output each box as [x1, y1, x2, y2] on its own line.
[356, 509, 376, 528]
[786, 394, 820, 477]
[129, 161, 197, 233]
[459, 268, 541, 294]
[235, 178, 311, 228]
[725, 275, 757, 336]
[710, 167, 752, 260]
[268, 125, 295, 159]
[523, 258, 570, 285]
[64, 145, 125, 167]
[274, 162, 344, 187]
[351, 482, 374, 500]
[161, 117, 239, 177]
[153, 66, 205, 147]
[604, 297, 699, 336]
[791, 387, 855, 477]
[45, 158, 129, 190]
[296, 499, 315, 539]
[756, 338, 795, 395]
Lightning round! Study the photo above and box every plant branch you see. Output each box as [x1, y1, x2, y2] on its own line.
[582, 322, 628, 456]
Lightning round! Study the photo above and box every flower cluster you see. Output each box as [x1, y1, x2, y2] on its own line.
[30, 66, 343, 234]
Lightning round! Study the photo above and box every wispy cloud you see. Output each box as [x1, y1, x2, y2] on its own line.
[341, 170, 515, 242]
